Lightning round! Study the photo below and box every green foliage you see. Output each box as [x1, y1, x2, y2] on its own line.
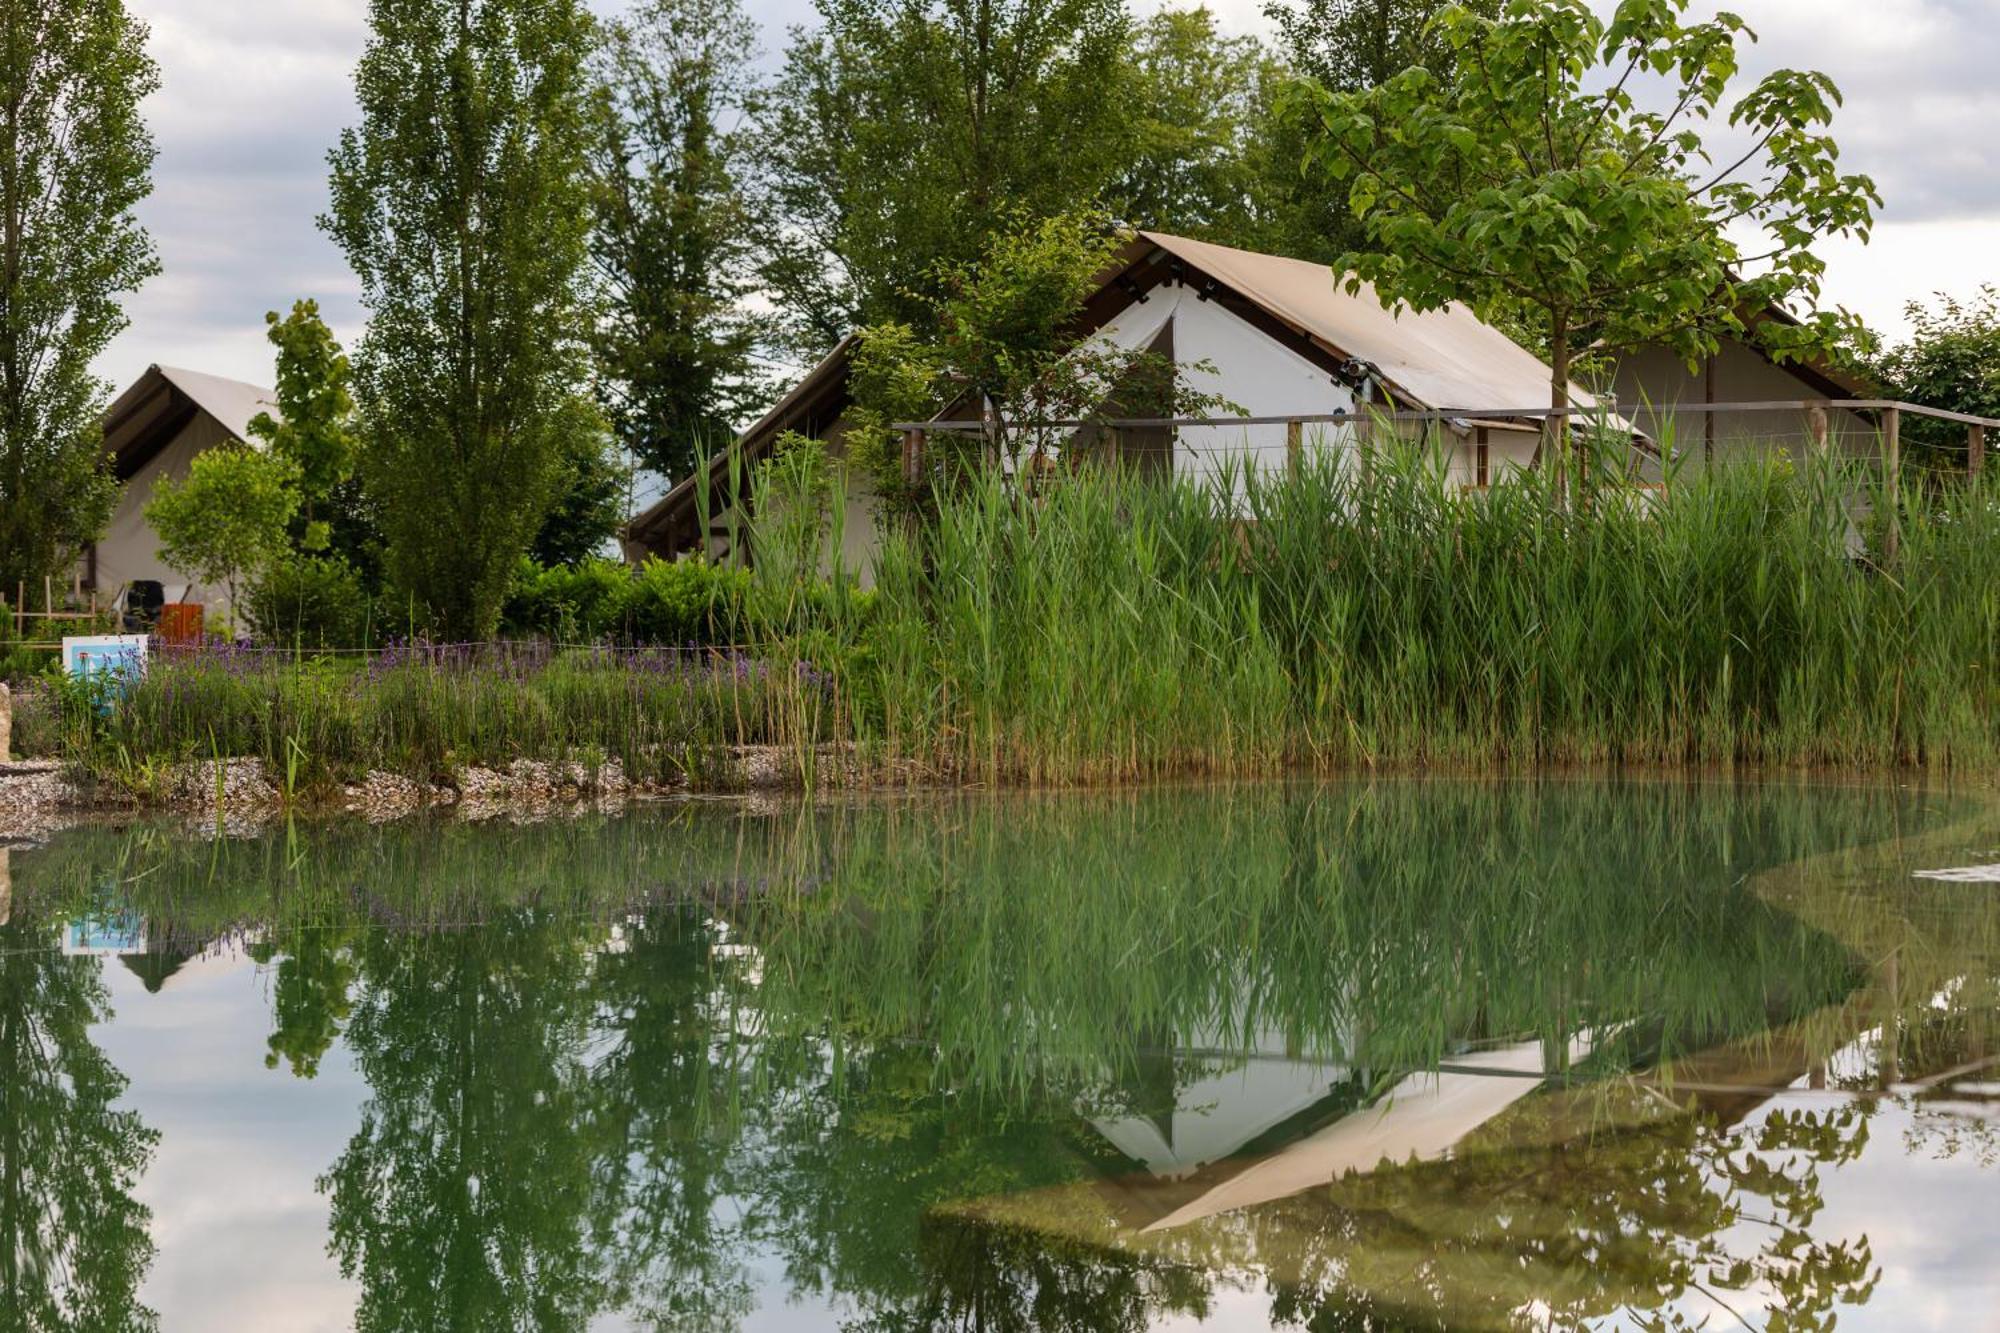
[625, 556, 752, 645]
[755, 0, 1137, 352]
[325, 0, 601, 640]
[248, 300, 359, 553]
[245, 554, 375, 650]
[502, 555, 751, 646]
[1267, 0, 1498, 92]
[1284, 0, 1880, 474]
[503, 556, 634, 641]
[71, 645, 805, 792]
[1875, 286, 2000, 467]
[752, 431, 838, 592]
[531, 430, 629, 568]
[0, 0, 159, 603]
[1113, 9, 1284, 246]
[0, 914, 161, 1330]
[143, 446, 300, 611]
[589, 0, 767, 482]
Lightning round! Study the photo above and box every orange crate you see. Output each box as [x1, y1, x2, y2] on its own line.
[157, 602, 205, 645]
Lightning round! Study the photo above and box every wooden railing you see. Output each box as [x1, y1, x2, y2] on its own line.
[893, 399, 2000, 482]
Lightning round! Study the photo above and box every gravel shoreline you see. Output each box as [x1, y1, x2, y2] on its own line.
[0, 746, 888, 840]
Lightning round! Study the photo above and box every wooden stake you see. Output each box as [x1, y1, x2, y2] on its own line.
[1703, 352, 1716, 464]
[1971, 424, 1986, 480]
[900, 427, 925, 487]
[1883, 406, 1902, 563]
[1806, 403, 1830, 454]
[1285, 419, 1302, 476]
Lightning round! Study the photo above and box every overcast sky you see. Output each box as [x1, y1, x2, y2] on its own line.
[98, 0, 2000, 393]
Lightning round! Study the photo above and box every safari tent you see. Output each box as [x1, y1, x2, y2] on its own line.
[82, 364, 278, 624]
[621, 231, 1868, 578]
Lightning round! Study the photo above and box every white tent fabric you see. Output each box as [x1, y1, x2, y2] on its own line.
[1142, 1036, 1594, 1233]
[146, 366, 276, 442]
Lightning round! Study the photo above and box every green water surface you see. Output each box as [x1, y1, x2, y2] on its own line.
[1, 778, 1996, 1331]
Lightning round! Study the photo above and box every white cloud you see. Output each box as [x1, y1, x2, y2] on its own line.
[93, 0, 2000, 393]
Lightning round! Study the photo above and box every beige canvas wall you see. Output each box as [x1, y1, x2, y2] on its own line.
[82, 411, 240, 624]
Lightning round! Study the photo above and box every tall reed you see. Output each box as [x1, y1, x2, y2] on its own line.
[856, 441, 2000, 781]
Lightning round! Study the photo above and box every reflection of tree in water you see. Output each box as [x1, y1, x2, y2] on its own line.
[847, 1215, 1214, 1333]
[737, 1038, 1160, 1324]
[1251, 1099, 1878, 1332]
[587, 908, 761, 1329]
[247, 926, 356, 1079]
[320, 914, 606, 1332]
[0, 919, 159, 1333]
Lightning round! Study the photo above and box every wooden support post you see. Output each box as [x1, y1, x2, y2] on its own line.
[1806, 403, 1830, 455]
[0, 679, 10, 764]
[900, 427, 925, 487]
[1883, 406, 1902, 563]
[1476, 428, 1490, 488]
[1285, 419, 1302, 476]
[1970, 424, 1986, 481]
[1703, 352, 1716, 465]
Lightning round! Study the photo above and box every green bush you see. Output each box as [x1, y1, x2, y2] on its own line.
[625, 557, 751, 646]
[247, 555, 375, 648]
[502, 556, 631, 641]
[503, 555, 752, 646]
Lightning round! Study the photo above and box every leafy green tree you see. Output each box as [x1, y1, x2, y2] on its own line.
[1284, 0, 1880, 482]
[1875, 286, 2000, 469]
[143, 447, 299, 613]
[531, 429, 628, 568]
[590, 0, 767, 483]
[0, 0, 158, 607]
[0, 920, 159, 1333]
[1255, 0, 1502, 264]
[247, 300, 359, 555]
[1113, 8, 1281, 246]
[325, 0, 601, 640]
[1267, 0, 1498, 92]
[755, 0, 1134, 353]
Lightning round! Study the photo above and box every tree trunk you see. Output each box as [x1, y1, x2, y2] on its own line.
[1546, 316, 1572, 504]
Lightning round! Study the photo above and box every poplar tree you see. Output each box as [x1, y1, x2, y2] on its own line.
[590, 0, 766, 484]
[325, 0, 599, 639]
[0, 0, 157, 607]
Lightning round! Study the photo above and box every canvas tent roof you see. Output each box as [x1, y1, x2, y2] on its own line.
[1135, 231, 1602, 417]
[103, 364, 277, 480]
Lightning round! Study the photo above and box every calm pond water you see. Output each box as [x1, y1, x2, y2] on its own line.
[1, 779, 1997, 1332]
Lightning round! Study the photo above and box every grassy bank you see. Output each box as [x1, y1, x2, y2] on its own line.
[26, 447, 2000, 797]
[40, 642, 832, 799]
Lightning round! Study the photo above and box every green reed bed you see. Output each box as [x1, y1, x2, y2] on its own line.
[859, 444, 2000, 781]
[60, 642, 823, 798]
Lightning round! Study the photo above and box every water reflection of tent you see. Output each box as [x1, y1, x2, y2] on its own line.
[1090, 1035, 1593, 1233]
[118, 948, 196, 993]
[61, 910, 201, 993]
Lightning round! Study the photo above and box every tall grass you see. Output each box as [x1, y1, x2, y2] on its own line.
[51, 435, 2000, 793]
[855, 440, 2000, 781]
[62, 644, 830, 795]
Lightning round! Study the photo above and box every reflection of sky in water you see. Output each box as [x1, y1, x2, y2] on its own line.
[95, 944, 365, 1333]
[77, 941, 2000, 1332]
